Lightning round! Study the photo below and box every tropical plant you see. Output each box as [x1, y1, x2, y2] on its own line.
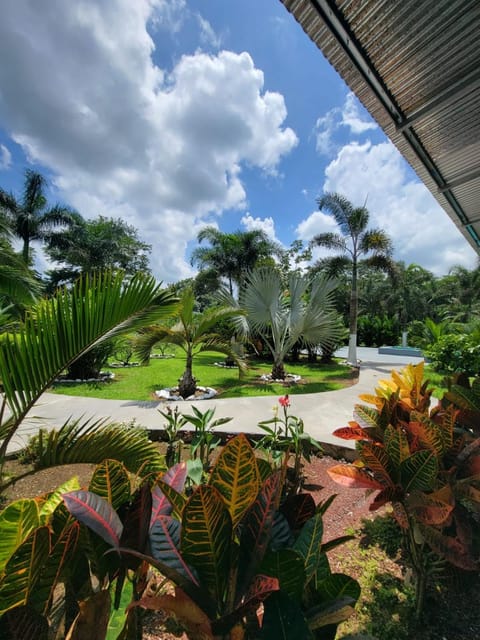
[237, 266, 343, 380]
[407, 317, 459, 350]
[425, 333, 480, 375]
[0, 169, 77, 264]
[191, 226, 283, 296]
[311, 192, 394, 365]
[0, 270, 177, 483]
[182, 406, 232, 473]
[45, 214, 152, 287]
[61, 434, 360, 639]
[257, 395, 322, 493]
[159, 405, 188, 468]
[357, 314, 400, 347]
[328, 362, 480, 618]
[135, 287, 246, 398]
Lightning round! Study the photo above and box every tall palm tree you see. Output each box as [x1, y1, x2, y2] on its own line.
[191, 226, 283, 296]
[136, 287, 246, 398]
[237, 266, 342, 380]
[311, 192, 394, 364]
[0, 169, 76, 263]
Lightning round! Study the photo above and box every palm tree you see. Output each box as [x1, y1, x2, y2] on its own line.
[237, 266, 342, 380]
[311, 192, 394, 364]
[191, 226, 283, 296]
[135, 287, 246, 398]
[0, 169, 77, 263]
[0, 271, 177, 474]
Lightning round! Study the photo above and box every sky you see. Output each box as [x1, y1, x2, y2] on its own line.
[0, 0, 477, 283]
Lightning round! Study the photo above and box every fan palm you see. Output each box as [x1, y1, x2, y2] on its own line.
[0, 169, 77, 263]
[0, 271, 178, 473]
[311, 192, 394, 364]
[237, 266, 342, 380]
[136, 287, 246, 398]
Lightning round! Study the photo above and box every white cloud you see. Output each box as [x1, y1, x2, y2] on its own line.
[241, 213, 279, 243]
[314, 91, 377, 156]
[0, 144, 11, 169]
[315, 140, 477, 274]
[0, 0, 297, 282]
[197, 15, 222, 49]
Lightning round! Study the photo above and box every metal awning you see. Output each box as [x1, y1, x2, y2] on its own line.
[281, 0, 480, 255]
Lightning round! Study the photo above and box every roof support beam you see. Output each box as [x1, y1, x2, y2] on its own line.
[439, 167, 480, 193]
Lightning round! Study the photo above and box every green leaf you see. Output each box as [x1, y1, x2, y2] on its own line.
[359, 442, 393, 486]
[293, 514, 324, 585]
[38, 477, 81, 521]
[181, 485, 232, 607]
[384, 425, 410, 471]
[260, 591, 313, 640]
[0, 500, 40, 574]
[151, 462, 188, 524]
[400, 450, 438, 492]
[280, 493, 316, 531]
[62, 490, 123, 548]
[260, 549, 305, 600]
[88, 459, 131, 510]
[0, 527, 50, 615]
[315, 573, 361, 604]
[209, 434, 260, 528]
[306, 596, 356, 631]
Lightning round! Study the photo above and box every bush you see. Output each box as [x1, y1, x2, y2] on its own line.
[357, 314, 399, 347]
[425, 333, 480, 374]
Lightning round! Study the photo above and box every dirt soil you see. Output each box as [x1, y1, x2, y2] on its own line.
[3, 455, 480, 640]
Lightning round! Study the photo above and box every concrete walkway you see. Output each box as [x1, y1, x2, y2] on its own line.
[8, 347, 425, 456]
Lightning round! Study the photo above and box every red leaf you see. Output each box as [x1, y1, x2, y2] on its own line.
[333, 422, 373, 441]
[280, 493, 316, 531]
[62, 490, 123, 548]
[327, 465, 385, 490]
[369, 486, 403, 511]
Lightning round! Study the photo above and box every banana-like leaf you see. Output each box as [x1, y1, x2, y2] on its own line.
[29, 522, 80, 616]
[400, 450, 438, 492]
[327, 464, 385, 490]
[259, 549, 305, 601]
[62, 490, 123, 548]
[0, 499, 40, 574]
[181, 485, 232, 607]
[0, 271, 177, 455]
[119, 484, 152, 568]
[150, 462, 188, 526]
[260, 591, 312, 639]
[88, 459, 131, 510]
[209, 433, 260, 528]
[293, 514, 324, 585]
[238, 471, 283, 597]
[35, 418, 164, 475]
[280, 493, 316, 531]
[150, 515, 198, 584]
[0, 526, 50, 615]
[0, 604, 48, 640]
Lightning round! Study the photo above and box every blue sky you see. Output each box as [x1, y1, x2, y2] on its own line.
[0, 0, 476, 282]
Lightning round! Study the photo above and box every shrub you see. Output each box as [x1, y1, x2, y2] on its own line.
[425, 333, 480, 375]
[357, 314, 399, 347]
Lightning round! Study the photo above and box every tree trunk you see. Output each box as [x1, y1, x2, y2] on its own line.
[348, 260, 358, 365]
[271, 360, 286, 380]
[178, 351, 196, 398]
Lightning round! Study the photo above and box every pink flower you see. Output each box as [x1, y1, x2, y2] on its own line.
[279, 395, 290, 408]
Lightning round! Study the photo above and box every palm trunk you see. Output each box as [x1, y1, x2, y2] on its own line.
[271, 360, 286, 380]
[348, 260, 358, 365]
[178, 351, 196, 398]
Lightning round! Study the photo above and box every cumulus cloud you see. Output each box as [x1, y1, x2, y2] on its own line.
[314, 91, 377, 156]
[299, 139, 477, 274]
[0, 0, 297, 282]
[241, 213, 280, 243]
[0, 144, 11, 169]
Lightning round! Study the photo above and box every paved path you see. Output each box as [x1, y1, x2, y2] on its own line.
[8, 348, 425, 456]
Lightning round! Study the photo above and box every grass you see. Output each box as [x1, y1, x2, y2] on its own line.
[50, 351, 355, 401]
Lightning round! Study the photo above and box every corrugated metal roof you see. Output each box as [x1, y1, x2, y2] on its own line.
[281, 0, 480, 255]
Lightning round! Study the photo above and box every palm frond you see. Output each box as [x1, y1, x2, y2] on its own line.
[0, 271, 177, 452]
[311, 255, 352, 279]
[360, 229, 393, 255]
[317, 193, 354, 236]
[310, 232, 347, 253]
[240, 267, 283, 332]
[34, 417, 164, 475]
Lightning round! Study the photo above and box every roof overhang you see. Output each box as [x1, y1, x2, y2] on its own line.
[281, 0, 480, 256]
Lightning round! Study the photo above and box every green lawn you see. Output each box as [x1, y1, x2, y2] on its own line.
[50, 351, 355, 401]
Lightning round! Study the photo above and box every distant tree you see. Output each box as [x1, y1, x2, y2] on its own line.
[191, 226, 283, 295]
[45, 215, 151, 286]
[310, 192, 394, 364]
[0, 169, 76, 263]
